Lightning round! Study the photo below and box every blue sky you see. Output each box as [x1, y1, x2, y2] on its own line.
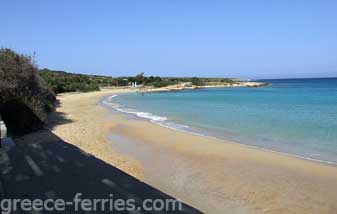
[1, 0, 337, 79]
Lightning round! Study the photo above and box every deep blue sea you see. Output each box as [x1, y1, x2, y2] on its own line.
[105, 78, 337, 165]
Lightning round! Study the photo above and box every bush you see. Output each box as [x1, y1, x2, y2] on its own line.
[0, 48, 56, 134]
[40, 69, 101, 94]
[191, 77, 205, 86]
[152, 81, 170, 88]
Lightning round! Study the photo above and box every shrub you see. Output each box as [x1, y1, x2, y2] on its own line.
[0, 48, 56, 134]
[191, 77, 205, 86]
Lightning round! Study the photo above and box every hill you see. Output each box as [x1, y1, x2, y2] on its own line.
[39, 69, 238, 94]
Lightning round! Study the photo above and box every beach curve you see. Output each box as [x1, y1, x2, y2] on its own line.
[50, 88, 337, 214]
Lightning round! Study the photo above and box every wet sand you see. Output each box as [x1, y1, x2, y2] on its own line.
[51, 89, 337, 214]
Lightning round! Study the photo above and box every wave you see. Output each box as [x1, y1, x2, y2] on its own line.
[108, 95, 118, 100]
[102, 94, 337, 167]
[103, 95, 222, 141]
[103, 94, 167, 122]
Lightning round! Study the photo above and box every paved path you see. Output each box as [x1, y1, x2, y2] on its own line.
[0, 133, 202, 213]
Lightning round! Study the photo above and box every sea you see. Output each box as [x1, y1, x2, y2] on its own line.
[103, 78, 337, 165]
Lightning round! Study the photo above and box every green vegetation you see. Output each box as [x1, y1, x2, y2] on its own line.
[40, 69, 238, 93]
[39, 69, 143, 94]
[0, 48, 55, 134]
[130, 74, 236, 88]
[191, 77, 205, 86]
[40, 69, 101, 94]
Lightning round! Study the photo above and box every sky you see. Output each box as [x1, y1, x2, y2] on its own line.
[1, 0, 337, 79]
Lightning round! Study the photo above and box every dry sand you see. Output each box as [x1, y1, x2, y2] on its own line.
[49, 88, 337, 214]
[49, 88, 144, 179]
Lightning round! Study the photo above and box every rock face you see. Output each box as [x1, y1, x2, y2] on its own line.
[0, 49, 55, 135]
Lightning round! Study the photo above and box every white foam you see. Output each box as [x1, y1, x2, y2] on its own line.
[102, 95, 119, 106]
[103, 94, 337, 167]
[105, 95, 167, 122]
[135, 112, 167, 122]
[108, 95, 118, 100]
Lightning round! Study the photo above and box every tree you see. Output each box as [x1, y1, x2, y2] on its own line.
[135, 72, 145, 84]
[191, 77, 204, 86]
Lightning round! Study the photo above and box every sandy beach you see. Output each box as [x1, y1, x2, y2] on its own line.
[48, 88, 337, 214]
[48, 88, 144, 179]
[136, 81, 268, 93]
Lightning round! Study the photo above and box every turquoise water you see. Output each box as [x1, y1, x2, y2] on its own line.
[105, 78, 337, 164]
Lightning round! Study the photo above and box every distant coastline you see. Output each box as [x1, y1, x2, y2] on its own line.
[136, 81, 269, 93]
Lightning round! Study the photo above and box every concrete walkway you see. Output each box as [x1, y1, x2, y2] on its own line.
[0, 131, 202, 213]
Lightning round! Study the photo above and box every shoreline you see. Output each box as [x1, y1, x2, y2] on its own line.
[48, 88, 337, 213]
[135, 81, 268, 93]
[103, 91, 337, 167]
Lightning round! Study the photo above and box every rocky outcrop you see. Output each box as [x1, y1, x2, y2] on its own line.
[0, 49, 55, 135]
